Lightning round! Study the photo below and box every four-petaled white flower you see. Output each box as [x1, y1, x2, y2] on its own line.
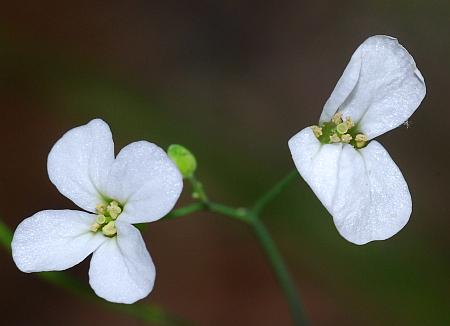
[288, 35, 426, 245]
[12, 119, 183, 303]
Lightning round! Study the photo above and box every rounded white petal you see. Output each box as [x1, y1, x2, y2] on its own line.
[320, 35, 426, 139]
[288, 129, 412, 245]
[12, 210, 105, 272]
[88, 221, 155, 304]
[47, 119, 115, 212]
[288, 127, 343, 210]
[350, 141, 411, 244]
[101, 141, 183, 224]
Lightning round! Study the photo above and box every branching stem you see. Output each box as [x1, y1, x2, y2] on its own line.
[169, 169, 308, 325]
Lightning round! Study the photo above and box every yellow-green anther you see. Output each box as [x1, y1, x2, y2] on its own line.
[345, 117, 355, 129]
[107, 201, 122, 220]
[96, 214, 106, 224]
[336, 122, 348, 134]
[341, 134, 352, 143]
[311, 125, 323, 138]
[355, 134, 368, 142]
[102, 221, 117, 237]
[90, 223, 101, 232]
[96, 203, 107, 215]
[355, 133, 368, 148]
[330, 133, 341, 143]
[331, 112, 343, 124]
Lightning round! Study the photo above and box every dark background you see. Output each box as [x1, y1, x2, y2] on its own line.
[1, 1, 449, 325]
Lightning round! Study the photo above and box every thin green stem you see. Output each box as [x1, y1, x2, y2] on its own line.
[165, 202, 205, 220]
[250, 217, 307, 326]
[135, 202, 206, 231]
[38, 271, 188, 325]
[0, 219, 187, 326]
[188, 176, 209, 202]
[180, 170, 307, 324]
[206, 202, 250, 223]
[185, 176, 250, 223]
[0, 219, 13, 250]
[252, 169, 298, 215]
[250, 170, 307, 324]
[163, 202, 250, 223]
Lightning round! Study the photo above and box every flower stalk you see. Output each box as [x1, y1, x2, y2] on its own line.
[176, 170, 308, 325]
[250, 217, 306, 326]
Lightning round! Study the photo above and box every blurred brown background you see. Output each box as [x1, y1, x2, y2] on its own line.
[0, 1, 449, 325]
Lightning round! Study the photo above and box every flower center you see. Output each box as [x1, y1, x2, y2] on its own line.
[311, 112, 368, 149]
[90, 200, 123, 237]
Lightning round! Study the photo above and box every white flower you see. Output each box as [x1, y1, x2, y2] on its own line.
[12, 119, 183, 303]
[288, 35, 426, 245]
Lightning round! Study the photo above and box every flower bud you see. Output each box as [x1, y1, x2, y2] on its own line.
[167, 144, 197, 178]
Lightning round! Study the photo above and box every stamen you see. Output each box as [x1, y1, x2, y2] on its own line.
[355, 134, 368, 148]
[311, 125, 323, 137]
[102, 221, 117, 237]
[90, 199, 123, 237]
[90, 223, 101, 232]
[345, 117, 355, 129]
[330, 133, 341, 143]
[341, 134, 352, 143]
[355, 134, 368, 142]
[96, 203, 107, 215]
[107, 201, 122, 220]
[331, 112, 343, 124]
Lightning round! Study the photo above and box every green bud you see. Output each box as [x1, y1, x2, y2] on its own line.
[167, 144, 197, 178]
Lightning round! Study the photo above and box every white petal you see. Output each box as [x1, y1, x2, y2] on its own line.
[350, 141, 411, 244]
[101, 141, 183, 224]
[288, 127, 343, 210]
[331, 141, 411, 244]
[289, 130, 411, 244]
[47, 119, 115, 212]
[12, 210, 105, 272]
[320, 47, 362, 124]
[88, 222, 155, 304]
[320, 35, 426, 139]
